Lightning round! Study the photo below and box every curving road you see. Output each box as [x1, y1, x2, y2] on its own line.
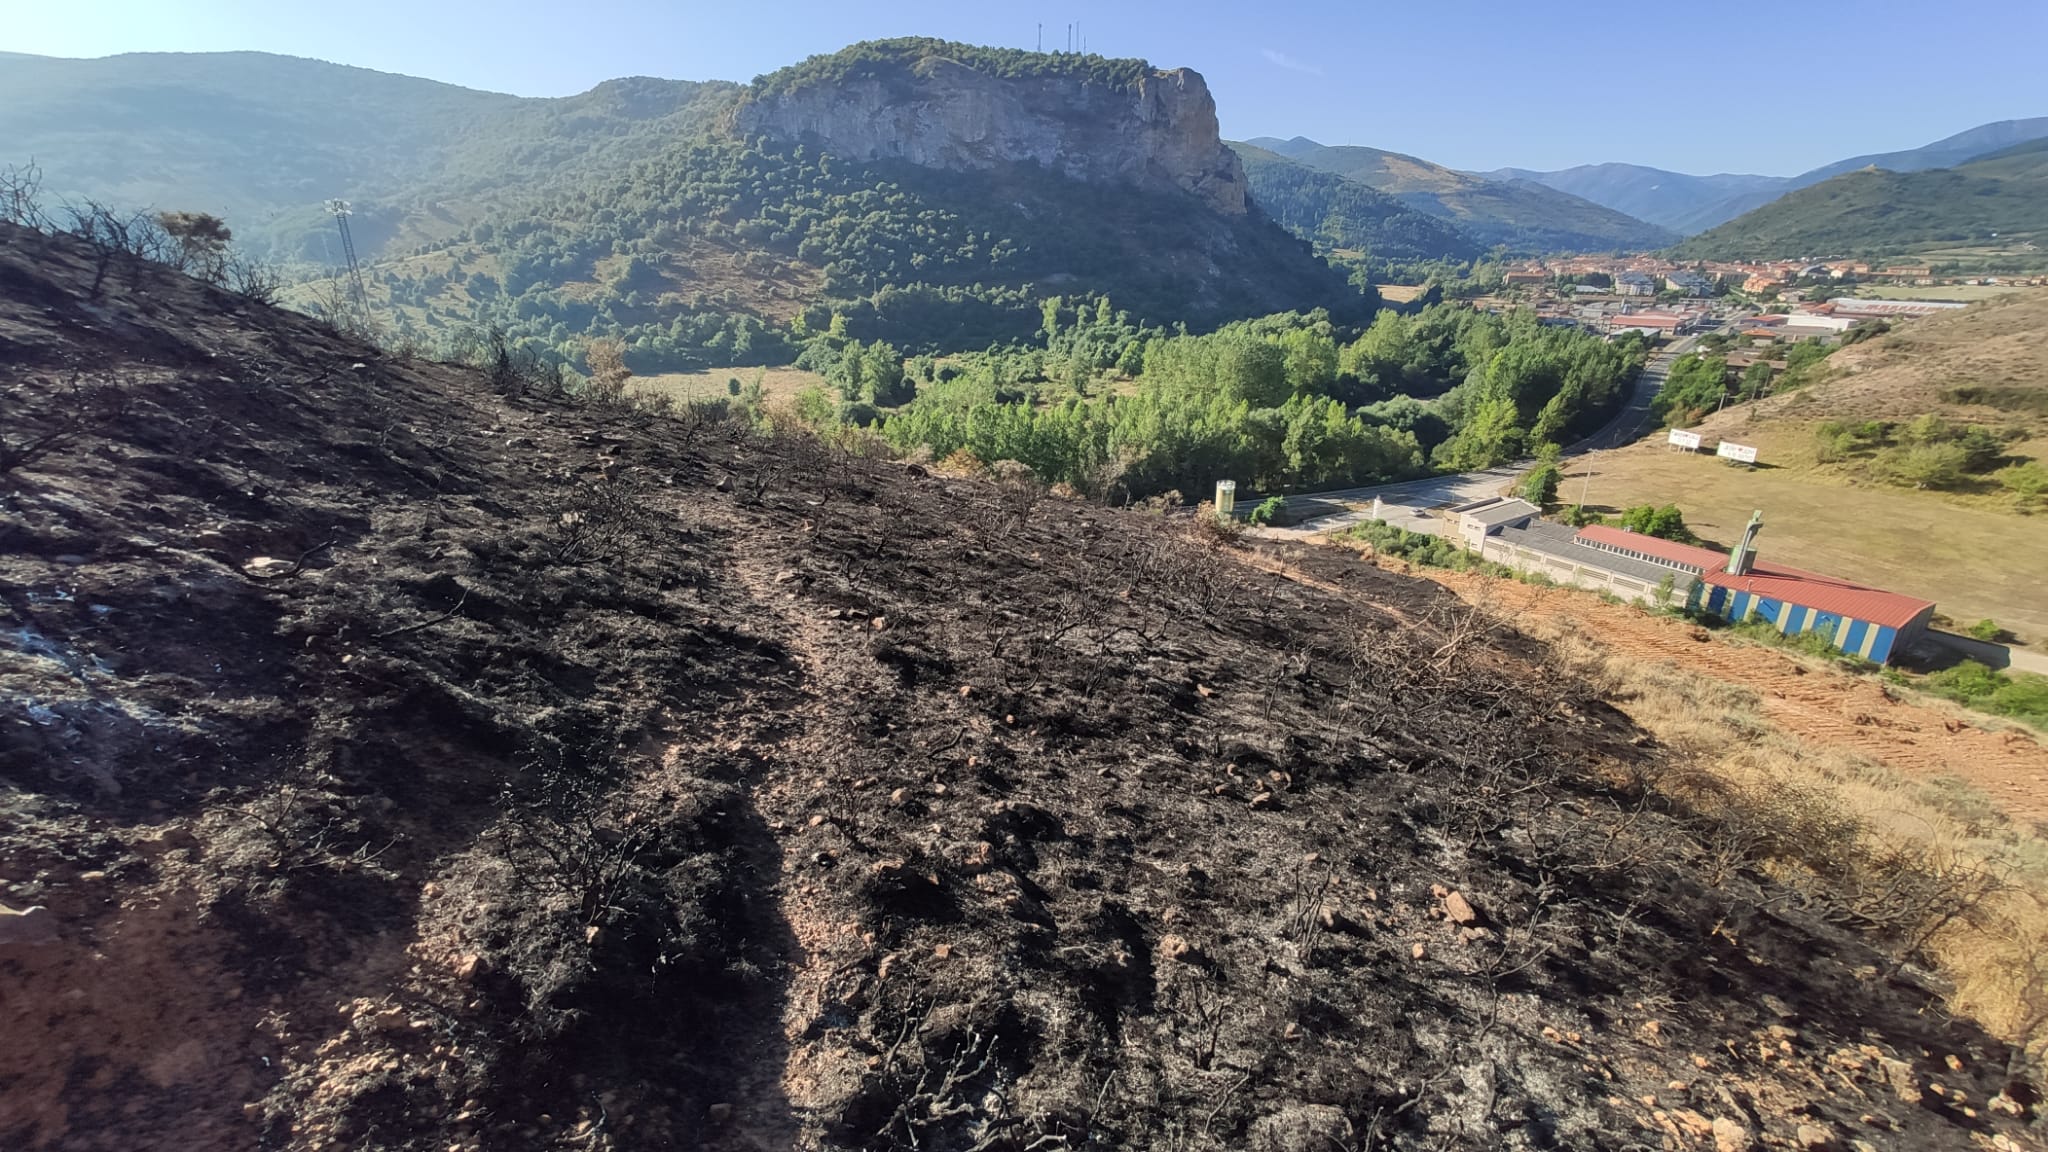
[1261, 336, 1700, 537]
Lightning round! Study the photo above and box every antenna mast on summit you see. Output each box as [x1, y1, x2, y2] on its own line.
[324, 198, 368, 315]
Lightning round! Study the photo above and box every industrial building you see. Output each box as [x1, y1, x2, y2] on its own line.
[1607, 311, 1693, 338]
[1454, 502, 1937, 663]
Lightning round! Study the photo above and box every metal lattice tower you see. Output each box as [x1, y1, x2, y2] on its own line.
[324, 198, 369, 313]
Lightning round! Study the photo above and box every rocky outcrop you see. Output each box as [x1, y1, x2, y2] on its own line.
[733, 53, 1247, 215]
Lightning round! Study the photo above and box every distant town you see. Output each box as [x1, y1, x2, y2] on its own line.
[1458, 256, 2036, 342]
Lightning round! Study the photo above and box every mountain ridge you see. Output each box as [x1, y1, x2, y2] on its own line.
[1228, 142, 1483, 261]
[1672, 138, 2048, 260]
[1489, 116, 2048, 234]
[1242, 137, 1676, 253]
[0, 44, 1369, 359]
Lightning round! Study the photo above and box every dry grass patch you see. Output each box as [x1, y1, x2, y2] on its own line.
[1571, 441, 2048, 642]
[1534, 614, 2048, 1082]
[633, 365, 827, 406]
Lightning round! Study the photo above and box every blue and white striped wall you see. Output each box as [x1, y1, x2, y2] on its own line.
[1690, 584, 1903, 663]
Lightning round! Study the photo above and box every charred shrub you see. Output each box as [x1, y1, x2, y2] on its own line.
[839, 995, 1039, 1150]
[545, 474, 649, 566]
[488, 719, 760, 1133]
[444, 325, 564, 398]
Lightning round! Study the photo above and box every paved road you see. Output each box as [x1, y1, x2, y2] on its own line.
[1264, 466, 1527, 537]
[1260, 336, 1701, 538]
[1570, 334, 1698, 454]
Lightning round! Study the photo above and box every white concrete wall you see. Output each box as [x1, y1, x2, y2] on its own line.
[1479, 540, 1687, 608]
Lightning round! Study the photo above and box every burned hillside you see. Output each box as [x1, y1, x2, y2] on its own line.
[0, 223, 2039, 1152]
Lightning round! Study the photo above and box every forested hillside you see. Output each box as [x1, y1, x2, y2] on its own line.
[363, 135, 1368, 368]
[313, 40, 1373, 367]
[1232, 144, 1482, 261]
[1674, 139, 2048, 260]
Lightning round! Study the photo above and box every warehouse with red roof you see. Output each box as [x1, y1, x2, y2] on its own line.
[1465, 508, 1936, 663]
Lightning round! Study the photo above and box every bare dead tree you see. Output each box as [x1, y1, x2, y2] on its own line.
[582, 335, 632, 406]
[63, 200, 171, 299]
[0, 160, 51, 232]
[223, 252, 284, 305]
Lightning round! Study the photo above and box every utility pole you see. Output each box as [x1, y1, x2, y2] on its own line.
[1037, 23, 1042, 52]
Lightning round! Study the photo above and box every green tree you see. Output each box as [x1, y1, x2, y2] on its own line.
[1519, 462, 1561, 506]
[1738, 361, 1774, 402]
[156, 210, 233, 282]
[792, 384, 838, 427]
[1652, 355, 1728, 426]
[1618, 503, 1695, 542]
[1996, 461, 2048, 504]
[1878, 443, 1969, 489]
[1248, 496, 1290, 526]
[1274, 328, 1338, 395]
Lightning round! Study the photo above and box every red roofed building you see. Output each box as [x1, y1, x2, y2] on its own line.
[1574, 524, 1726, 572]
[1582, 519, 1934, 662]
[1467, 517, 1938, 661]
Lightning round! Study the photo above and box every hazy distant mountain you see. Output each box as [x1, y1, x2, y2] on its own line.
[1242, 137, 1674, 253]
[0, 51, 738, 258]
[1672, 139, 2048, 260]
[1493, 117, 2048, 236]
[1482, 164, 1790, 236]
[1799, 117, 2048, 183]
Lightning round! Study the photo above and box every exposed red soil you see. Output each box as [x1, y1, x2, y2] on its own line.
[1423, 572, 2048, 829]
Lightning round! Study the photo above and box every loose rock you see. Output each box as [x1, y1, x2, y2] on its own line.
[1710, 1116, 1750, 1152]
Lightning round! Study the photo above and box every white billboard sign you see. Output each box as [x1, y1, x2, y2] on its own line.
[1668, 429, 1703, 450]
[1716, 441, 1759, 464]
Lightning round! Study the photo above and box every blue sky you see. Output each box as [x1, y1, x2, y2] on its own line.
[10, 0, 2045, 175]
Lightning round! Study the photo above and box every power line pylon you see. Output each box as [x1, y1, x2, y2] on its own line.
[324, 198, 369, 316]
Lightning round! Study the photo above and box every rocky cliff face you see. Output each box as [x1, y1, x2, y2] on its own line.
[733, 55, 1247, 215]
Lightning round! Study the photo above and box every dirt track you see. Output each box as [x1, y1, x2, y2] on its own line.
[1422, 570, 2048, 828]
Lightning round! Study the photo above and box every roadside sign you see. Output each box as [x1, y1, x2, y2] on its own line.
[1668, 429, 1703, 450]
[1717, 441, 1759, 464]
